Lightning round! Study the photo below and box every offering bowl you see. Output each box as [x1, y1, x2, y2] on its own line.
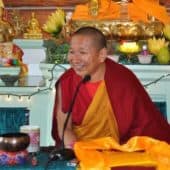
[0, 75, 20, 86]
[0, 133, 30, 152]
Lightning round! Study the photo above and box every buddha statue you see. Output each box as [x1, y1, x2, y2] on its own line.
[72, 0, 120, 20]
[24, 12, 42, 39]
[0, 1, 15, 42]
[88, 0, 100, 16]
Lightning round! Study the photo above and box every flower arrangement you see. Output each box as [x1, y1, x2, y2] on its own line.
[163, 24, 170, 41]
[42, 8, 66, 39]
[147, 37, 170, 64]
[118, 41, 141, 61]
[119, 42, 140, 54]
[147, 37, 169, 56]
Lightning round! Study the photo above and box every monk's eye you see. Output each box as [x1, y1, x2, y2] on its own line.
[68, 50, 74, 54]
[80, 51, 87, 54]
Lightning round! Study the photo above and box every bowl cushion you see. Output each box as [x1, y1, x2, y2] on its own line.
[0, 150, 28, 165]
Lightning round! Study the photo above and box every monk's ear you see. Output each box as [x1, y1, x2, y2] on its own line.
[99, 47, 107, 62]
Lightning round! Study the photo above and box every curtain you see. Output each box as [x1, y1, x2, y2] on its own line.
[0, 107, 29, 135]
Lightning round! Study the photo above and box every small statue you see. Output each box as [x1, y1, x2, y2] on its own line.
[0, 1, 15, 42]
[24, 12, 42, 39]
[88, 0, 100, 17]
[9, 10, 27, 38]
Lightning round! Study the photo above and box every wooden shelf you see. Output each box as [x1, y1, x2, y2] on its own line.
[3, 0, 170, 7]
[3, 0, 87, 7]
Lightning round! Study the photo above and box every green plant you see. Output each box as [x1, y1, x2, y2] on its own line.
[45, 42, 69, 64]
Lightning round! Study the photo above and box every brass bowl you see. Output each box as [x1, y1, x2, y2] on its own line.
[0, 133, 30, 152]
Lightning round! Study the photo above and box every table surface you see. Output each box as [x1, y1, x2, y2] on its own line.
[0, 151, 76, 170]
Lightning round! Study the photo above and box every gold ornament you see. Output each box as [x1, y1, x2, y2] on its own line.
[0, 7, 15, 42]
[88, 0, 100, 17]
[0, 0, 4, 8]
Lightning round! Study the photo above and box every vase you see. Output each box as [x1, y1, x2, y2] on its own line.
[138, 54, 153, 64]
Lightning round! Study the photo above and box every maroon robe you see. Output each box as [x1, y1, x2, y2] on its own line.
[52, 58, 170, 170]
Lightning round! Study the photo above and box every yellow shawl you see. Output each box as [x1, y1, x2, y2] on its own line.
[73, 81, 119, 142]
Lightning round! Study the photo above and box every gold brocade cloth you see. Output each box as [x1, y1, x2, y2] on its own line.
[74, 136, 170, 170]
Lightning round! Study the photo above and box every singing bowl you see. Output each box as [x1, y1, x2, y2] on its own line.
[0, 133, 30, 152]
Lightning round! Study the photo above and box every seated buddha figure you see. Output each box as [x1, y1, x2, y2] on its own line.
[72, 0, 120, 20]
[24, 12, 42, 39]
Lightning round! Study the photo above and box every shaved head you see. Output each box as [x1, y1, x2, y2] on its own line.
[72, 26, 107, 50]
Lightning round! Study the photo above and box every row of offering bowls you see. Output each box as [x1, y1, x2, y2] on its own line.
[70, 20, 164, 40]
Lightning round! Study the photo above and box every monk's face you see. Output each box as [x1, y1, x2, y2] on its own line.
[68, 34, 107, 80]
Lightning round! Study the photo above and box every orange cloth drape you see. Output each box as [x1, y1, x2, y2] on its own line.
[74, 136, 170, 170]
[128, 3, 148, 22]
[131, 0, 170, 24]
[71, 0, 170, 24]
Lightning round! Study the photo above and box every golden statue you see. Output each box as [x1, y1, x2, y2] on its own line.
[88, 0, 100, 16]
[0, 1, 15, 42]
[24, 12, 42, 39]
[10, 10, 27, 38]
